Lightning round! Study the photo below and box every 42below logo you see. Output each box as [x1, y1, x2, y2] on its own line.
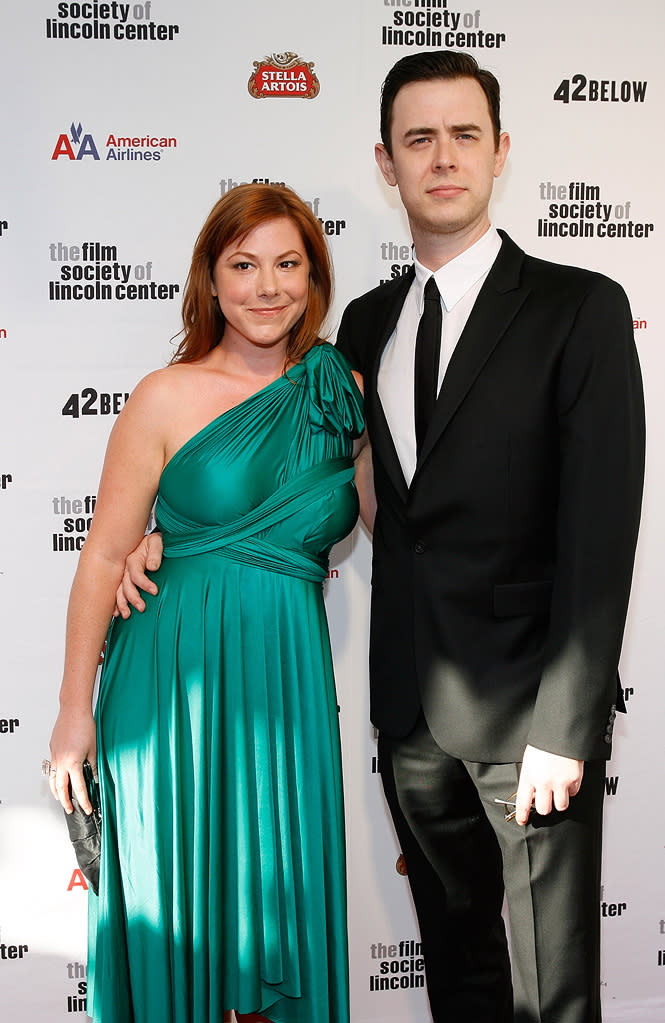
[52, 122, 100, 161]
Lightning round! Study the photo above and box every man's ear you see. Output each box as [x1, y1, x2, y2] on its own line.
[375, 143, 398, 187]
[493, 132, 510, 179]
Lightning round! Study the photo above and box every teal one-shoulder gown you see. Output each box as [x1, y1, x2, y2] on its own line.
[87, 344, 363, 1023]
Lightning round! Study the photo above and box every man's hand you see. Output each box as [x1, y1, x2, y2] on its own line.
[113, 532, 164, 618]
[515, 744, 584, 825]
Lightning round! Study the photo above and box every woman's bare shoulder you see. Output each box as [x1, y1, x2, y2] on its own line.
[127, 362, 204, 413]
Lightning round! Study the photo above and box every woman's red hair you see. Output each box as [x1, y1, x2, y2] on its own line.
[172, 183, 333, 365]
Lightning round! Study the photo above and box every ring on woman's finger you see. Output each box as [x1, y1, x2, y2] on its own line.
[41, 759, 57, 776]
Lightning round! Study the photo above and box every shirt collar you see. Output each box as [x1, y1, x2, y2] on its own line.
[413, 227, 502, 313]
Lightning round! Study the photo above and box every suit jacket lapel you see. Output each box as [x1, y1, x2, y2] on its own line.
[413, 232, 530, 477]
[367, 269, 415, 503]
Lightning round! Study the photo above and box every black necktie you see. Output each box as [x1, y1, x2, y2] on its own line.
[414, 276, 442, 457]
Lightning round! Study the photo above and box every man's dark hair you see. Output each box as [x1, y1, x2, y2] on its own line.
[380, 50, 502, 155]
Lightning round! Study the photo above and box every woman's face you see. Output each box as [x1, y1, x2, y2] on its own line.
[211, 217, 310, 354]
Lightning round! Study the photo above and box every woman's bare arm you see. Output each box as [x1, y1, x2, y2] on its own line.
[49, 373, 169, 813]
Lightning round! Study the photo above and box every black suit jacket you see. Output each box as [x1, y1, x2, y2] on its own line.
[337, 231, 645, 763]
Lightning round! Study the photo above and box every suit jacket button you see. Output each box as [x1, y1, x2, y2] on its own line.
[603, 734, 612, 744]
[414, 541, 426, 554]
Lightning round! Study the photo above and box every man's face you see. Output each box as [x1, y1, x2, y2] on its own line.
[375, 76, 509, 249]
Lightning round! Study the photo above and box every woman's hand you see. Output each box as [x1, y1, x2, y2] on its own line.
[49, 708, 97, 815]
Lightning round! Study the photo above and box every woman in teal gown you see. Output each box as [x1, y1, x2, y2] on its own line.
[48, 184, 366, 1023]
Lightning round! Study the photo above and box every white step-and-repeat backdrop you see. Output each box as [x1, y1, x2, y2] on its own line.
[1, 1, 663, 1020]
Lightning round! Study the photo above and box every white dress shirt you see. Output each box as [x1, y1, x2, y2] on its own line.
[378, 227, 502, 485]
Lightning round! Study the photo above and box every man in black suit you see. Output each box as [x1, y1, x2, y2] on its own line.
[337, 51, 644, 1023]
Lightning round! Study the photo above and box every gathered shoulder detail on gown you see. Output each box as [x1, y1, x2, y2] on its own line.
[304, 342, 364, 438]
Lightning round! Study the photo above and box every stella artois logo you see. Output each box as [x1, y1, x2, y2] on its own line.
[248, 52, 320, 99]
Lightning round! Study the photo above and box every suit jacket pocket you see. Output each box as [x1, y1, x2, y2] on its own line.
[493, 579, 553, 618]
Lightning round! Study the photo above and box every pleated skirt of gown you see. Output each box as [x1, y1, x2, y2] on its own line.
[89, 553, 348, 1023]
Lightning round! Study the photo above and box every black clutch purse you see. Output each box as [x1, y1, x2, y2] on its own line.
[64, 760, 102, 895]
